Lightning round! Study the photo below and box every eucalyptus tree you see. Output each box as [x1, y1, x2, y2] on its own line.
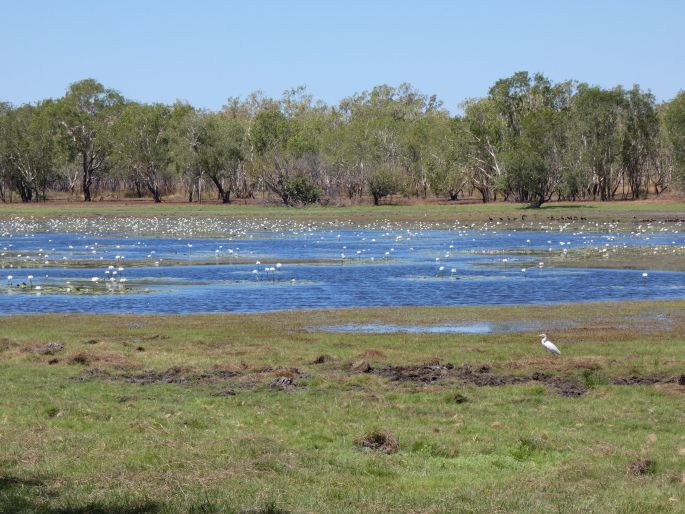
[167, 102, 202, 201]
[460, 98, 506, 202]
[398, 95, 454, 198]
[249, 90, 328, 206]
[619, 86, 659, 198]
[469, 72, 575, 203]
[0, 102, 12, 201]
[503, 107, 568, 207]
[336, 84, 427, 204]
[567, 85, 625, 200]
[431, 117, 465, 200]
[331, 97, 375, 201]
[651, 103, 675, 195]
[287, 96, 334, 201]
[663, 91, 685, 189]
[53, 79, 124, 201]
[414, 114, 468, 201]
[111, 103, 173, 203]
[250, 106, 294, 204]
[367, 166, 399, 205]
[0, 102, 58, 202]
[195, 111, 246, 203]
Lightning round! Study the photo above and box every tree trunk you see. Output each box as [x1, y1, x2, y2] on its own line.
[528, 194, 545, 208]
[19, 184, 33, 202]
[146, 180, 162, 203]
[83, 168, 92, 202]
[210, 176, 231, 204]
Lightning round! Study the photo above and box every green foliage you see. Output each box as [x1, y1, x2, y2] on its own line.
[111, 103, 173, 202]
[251, 109, 290, 156]
[283, 174, 321, 206]
[195, 112, 246, 203]
[663, 90, 685, 188]
[367, 167, 399, 205]
[51, 79, 124, 201]
[0, 103, 58, 201]
[0, 75, 679, 204]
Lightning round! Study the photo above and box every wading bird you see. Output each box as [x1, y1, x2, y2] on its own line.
[539, 334, 561, 355]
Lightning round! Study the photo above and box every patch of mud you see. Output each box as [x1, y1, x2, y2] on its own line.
[312, 354, 333, 364]
[77, 366, 241, 385]
[374, 363, 586, 396]
[374, 363, 684, 396]
[76, 365, 307, 393]
[30, 342, 64, 355]
[356, 429, 399, 454]
[612, 374, 685, 386]
[0, 476, 44, 488]
[268, 376, 296, 390]
[628, 459, 656, 475]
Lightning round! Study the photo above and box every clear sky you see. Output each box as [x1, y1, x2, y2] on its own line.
[2, 0, 684, 111]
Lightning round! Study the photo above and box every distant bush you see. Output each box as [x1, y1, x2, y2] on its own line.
[283, 174, 321, 206]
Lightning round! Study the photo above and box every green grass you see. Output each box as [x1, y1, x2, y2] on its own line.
[1, 301, 684, 513]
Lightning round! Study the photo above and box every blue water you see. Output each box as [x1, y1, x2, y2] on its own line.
[1, 228, 684, 314]
[318, 323, 496, 334]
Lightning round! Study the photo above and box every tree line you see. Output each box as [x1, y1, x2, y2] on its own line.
[1, 72, 684, 207]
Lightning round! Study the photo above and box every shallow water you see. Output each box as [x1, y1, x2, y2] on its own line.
[1, 228, 684, 314]
[316, 323, 495, 334]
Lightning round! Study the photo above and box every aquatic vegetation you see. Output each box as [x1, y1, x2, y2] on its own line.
[0, 215, 683, 313]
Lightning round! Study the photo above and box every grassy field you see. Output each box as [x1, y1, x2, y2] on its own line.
[1, 199, 684, 226]
[1, 202, 684, 512]
[1, 301, 684, 513]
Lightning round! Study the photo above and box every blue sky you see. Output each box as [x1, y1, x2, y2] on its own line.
[2, 0, 683, 111]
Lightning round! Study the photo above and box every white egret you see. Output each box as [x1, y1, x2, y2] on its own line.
[539, 334, 561, 355]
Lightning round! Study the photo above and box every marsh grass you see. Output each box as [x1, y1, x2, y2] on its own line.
[1, 301, 684, 512]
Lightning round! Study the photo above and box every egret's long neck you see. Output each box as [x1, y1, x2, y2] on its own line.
[541, 336, 547, 344]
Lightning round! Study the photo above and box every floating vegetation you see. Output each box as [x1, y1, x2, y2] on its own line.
[4, 280, 151, 296]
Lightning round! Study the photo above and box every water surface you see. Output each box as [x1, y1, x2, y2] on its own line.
[1, 227, 684, 314]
